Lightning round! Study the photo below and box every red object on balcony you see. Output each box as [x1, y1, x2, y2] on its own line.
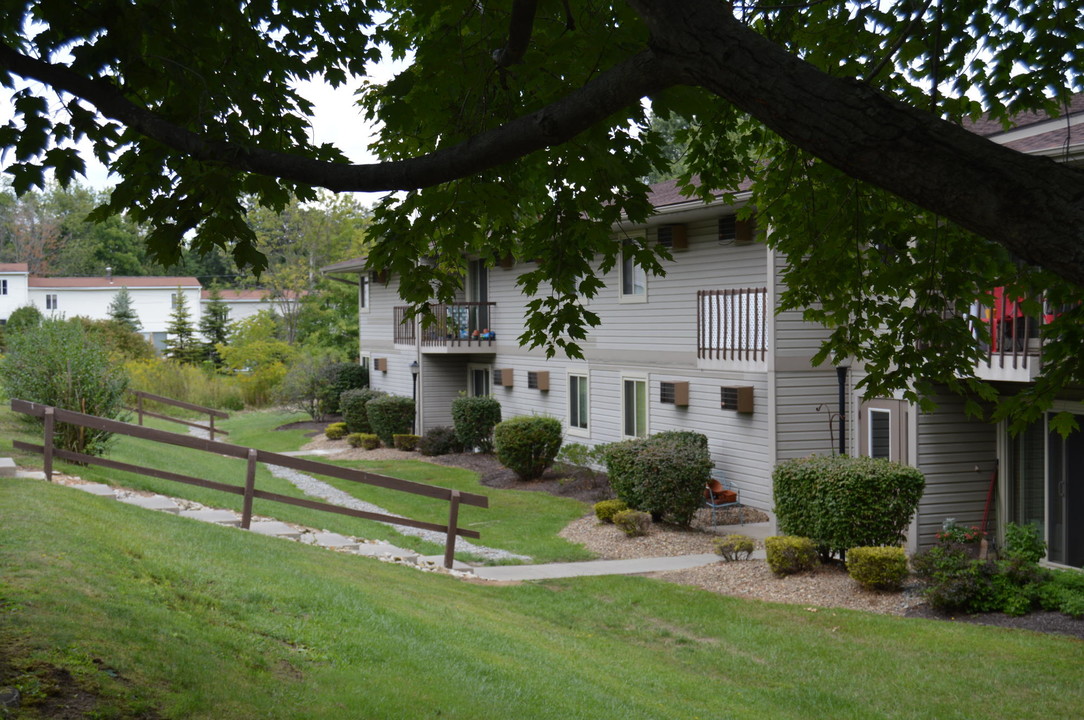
[986, 287, 1054, 357]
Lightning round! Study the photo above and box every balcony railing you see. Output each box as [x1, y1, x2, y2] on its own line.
[394, 302, 497, 349]
[697, 288, 768, 362]
[980, 287, 1055, 370]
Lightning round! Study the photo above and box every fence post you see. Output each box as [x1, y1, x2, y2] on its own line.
[241, 448, 257, 529]
[43, 407, 55, 482]
[137, 394, 144, 426]
[209, 414, 216, 442]
[443, 489, 461, 569]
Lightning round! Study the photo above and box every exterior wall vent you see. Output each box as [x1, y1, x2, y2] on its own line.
[527, 371, 549, 391]
[657, 224, 688, 251]
[720, 386, 754, 413]
[659, 381, 689, 406]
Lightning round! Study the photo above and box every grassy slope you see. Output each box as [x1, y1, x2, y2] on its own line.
[1, 478, 1081, 719]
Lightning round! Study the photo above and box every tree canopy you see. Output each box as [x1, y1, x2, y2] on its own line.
[2, 0, 1083, 423]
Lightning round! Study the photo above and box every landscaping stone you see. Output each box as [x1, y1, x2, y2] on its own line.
[248, 521, 302, 540]
[311, 531, 360, 551]
[0, 458, 16, 478]
[178, 509, 241, 527]
[70, 483, 117, 497]
[117, 494, 181, 514]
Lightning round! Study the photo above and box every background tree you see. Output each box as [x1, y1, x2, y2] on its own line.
[217, 311, 296, 406]
[2, 1, 1083, 422]
[107, 285, 141, 332]
[199, 286, 232, 366]
[163, 289, 201, 365]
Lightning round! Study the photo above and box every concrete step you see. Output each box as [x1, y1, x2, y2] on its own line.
[248, 521, 302, 540]
[0, 458, 16, 478]
[310, 531, 360, 551]
[70, 483, 117, 497]
[178, 509, 241, 527]
[117, 494, 181, 514]
[416, 555, 471, 571]
[355, 542, 417, 562]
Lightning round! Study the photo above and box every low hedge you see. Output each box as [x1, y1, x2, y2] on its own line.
[765, 536, 818, 576]
[593, 499, 628, 524]
[494, 415, 563, 480]
[347, 433, 380, 450]
[613, 509, 651, 537]
[846, 546, 909, 590]
[325, 422, 348, 440]
[773, 455, 924, 560]
[340, 388, 387, 434]
[367, 395, 416, 446]
[393, 434, 420, 451]
[713, 534, 755, 562]
[417, 426, 462, 456]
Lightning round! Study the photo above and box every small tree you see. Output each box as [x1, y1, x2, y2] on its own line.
[217, 310, 295, 406]
[107, 286, 142, 331]
[164, 287, 202, 364]
[199, 286, 232, 366]
[277, 352, 338, 420]
[6, 305, 43, 338]
[0, 318, 129, 456]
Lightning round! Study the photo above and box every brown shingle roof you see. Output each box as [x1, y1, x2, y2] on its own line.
[28, 276, 201, 289]
[0, 263, 29, 273]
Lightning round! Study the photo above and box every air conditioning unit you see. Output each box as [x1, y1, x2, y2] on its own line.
[659, 381, 690, 406]
[373, 358, 388, 372]
[494, 368, 514, 387]
[657, 224, 688, 251]
[527, 371, 549, 391]
[719, 215, 756, 245]
[720, 386, 754, 413]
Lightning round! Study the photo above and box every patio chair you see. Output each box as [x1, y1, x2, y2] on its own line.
[704, 476, 743, 526]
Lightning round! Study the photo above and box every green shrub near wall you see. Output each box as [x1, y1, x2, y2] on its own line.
[340, 388, 387, 434]
[318, 363, 369, 416]
[773, 455, 925, 560]
[494, 415, 563, 480]
[367, 395, 416, 446]
[417, 426, 462, 456]
[601, 432, 713, 526]
[451, 395, 502, 452]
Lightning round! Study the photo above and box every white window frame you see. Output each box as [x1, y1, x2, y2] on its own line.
[620, 374, 649, 438]
[867, 408, 892, 460]
[0, 279, 7, 295]
[618, 235, 648, 304]
[567, 370, 590, 437]
[468, 363, 491, 397]
[45, 293, 58, 310]
[358, 274, 370, 314]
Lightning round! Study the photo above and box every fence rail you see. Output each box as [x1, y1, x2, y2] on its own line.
[128, 390, 230, 441]
[11, 399, 488, 568]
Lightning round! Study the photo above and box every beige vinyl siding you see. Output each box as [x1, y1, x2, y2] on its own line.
[774, 371, 847, 460]
[419, 355, 472, 431]
[772, 251, 833, 358]
[914, 394, 997, 548]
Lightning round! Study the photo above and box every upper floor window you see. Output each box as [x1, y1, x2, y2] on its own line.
[359, 274, 370, 311]
[45, 294, 58, 310]
[0, 279, 7, 295]
[171, 293, 181, 308]
[697, 288, 768, 362]
[619, 240, 647, 303]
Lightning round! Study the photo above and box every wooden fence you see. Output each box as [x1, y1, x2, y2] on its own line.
[11, 399, 488, 568]
[128, 390, 230, 441]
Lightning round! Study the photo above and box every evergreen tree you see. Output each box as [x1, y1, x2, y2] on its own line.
[164, 287, 201, 364]
[199, 286, 232, 366]
[107, 286, 142, 332]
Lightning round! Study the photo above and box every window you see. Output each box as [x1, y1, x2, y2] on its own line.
[171, 293, 181, 309]
[45, 294, 58, 310]
[622, 377, 648, 437]
[568, 373, 589, 433]
[469, 365, 491, 396]
[359, 274, 369, 312]
[0, 279, 7, 295]
[868, 409, 892, 459]
[619, 240, 647, 303]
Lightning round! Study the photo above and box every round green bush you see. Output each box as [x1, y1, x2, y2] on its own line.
[366, 395, 416, 446]
[613, 509, 652, 537]
[393, 434, 420, 451]
[714, 534, 756, 561]
[494, 415, 563, 480]
[764, 536, 818, 576]
[601, 432, 713, 526]
[772, 455, 925, 560]
[347, 433, 380, 449]
[593, 499, 628, 524]
[417, 426, 462, 456]
[846, 546, 909, 590]
[451, 395, 502, 452]
[340, 388, 386, 434]
[325, 422, 348, 440]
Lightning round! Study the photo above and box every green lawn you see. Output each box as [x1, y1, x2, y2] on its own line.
[0, 404, 591, 562]
[1, 478, 1080, 720]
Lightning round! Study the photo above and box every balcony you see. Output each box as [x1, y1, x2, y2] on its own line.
[394, 302, 497, 353]
[696, 288, 768, 364]
[974, 287, 1054, 382]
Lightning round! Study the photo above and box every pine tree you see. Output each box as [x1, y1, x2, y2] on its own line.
[164, 287, 201, 364]
[199, 286, 232, 366]
[107, 286, 142, 331]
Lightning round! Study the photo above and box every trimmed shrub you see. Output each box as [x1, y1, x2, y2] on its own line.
[714, 534, 755, 561]
[773, 455, 925, 560]
[347, 433, 380, 450]
[451, 395, 502, 452]
[393, 434, 420, 451]
[318, 362, 369, 416]
[494, 415, 563, 480]
[594, 499, 628, 524]
[613, 509, 651, 537]
[1038, 570, 1084, 619]
[325, 422, 348, 440]
[846, 546, 909, 590]
[417, 426, 462, 456]
[367, 395, 415, 446]
[1, 318, 129, 456]
[765, 536, 818, 576]
[340, 388, 387, 434]
[1004, 522, 1046, 563]
[601, 432, 713, 526]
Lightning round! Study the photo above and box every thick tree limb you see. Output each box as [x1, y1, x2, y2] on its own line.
[630, 0, 1084, 288]
[493, 0, 538, 67]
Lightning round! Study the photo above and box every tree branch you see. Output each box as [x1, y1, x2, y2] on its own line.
[493, 0, 538, 68]
[0, 40, 673, 192]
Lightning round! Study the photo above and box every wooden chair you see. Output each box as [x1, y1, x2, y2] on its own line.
[704, 476, 743, 526]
